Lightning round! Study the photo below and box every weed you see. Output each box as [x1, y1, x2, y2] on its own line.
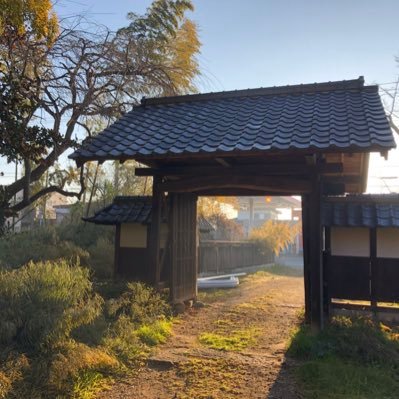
[136, 319, 172, 346]
[199, 328, 258, 351]
[106, 282, 171, 326]
[72, 369, 111, 399]
[102, 316, 146, 366]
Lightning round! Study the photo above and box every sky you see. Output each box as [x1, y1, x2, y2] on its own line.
[1, 0, 398, 192]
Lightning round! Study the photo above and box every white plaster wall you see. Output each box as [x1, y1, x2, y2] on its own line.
[330, 227, 370, 257]
[377, 228, 399, 258]
[120, 224, 147, 248]
[119, 223, 169, 249]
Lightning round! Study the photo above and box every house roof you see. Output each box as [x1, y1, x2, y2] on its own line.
[70, 77, 395, 165]
[322, 194, 399, 227]
[83, 196, 214, 232]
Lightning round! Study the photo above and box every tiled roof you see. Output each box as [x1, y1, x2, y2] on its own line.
[83, 196, 152, 225]
[83, 196, 214, 232]
[70, 77, 395, 164]
[322, 195, 399, 227]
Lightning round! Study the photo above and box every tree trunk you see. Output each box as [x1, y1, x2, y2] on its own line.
[0, 208, 6, 236]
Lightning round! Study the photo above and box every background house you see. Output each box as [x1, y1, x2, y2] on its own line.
[236, 196, 301, 235]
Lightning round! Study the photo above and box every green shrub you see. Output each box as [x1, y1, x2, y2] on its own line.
[102, 283, 171, 364]
[0, 260, 103, 350]
[88, 237, 114, 278]
[106, 282, 171, 326]
[289, 316, 399, 367]
[57, 222, 114, 250]
[102, 316, 145, 366]
[0, 227, 89, 269]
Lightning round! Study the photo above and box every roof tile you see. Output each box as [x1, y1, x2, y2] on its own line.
[70, 78, 396, 163]
[323, 195, 399, 228]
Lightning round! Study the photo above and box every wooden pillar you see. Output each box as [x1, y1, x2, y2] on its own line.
[308, 174, 324, 330]
[301, 194, 311, 324]
[324, 226, 331, 317]
[114, 224, 121, 278]
[148, 176, 163, 286]
[370, 227, 377, 311]
[170, 193, 198, 304]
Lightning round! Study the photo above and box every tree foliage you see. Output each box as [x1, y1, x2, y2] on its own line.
[0, 0, 200, 228]
[0, 0, 58, 43]
[250, 220, 301, 256]
[0, 0, 59, 163]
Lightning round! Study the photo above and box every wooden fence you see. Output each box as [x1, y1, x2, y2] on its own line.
[199, 240, 273, 275]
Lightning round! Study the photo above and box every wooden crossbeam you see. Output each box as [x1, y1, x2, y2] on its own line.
[135, 162, 343, 177]
[215, 157, 232, 167]
[323, 175, 362, 184]
[159, 175, 312, 194]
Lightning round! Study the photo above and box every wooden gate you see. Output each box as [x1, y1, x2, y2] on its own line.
[170, 193, 198, 303]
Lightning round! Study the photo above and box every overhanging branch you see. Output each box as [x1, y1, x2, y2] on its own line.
[9, 167, 86, 214]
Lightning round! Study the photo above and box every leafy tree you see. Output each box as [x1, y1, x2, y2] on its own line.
[206, 213, 244, 241]
[0, 0, 58, 42]
[250, 220, 301, 256]
[0, 0, 200, 232]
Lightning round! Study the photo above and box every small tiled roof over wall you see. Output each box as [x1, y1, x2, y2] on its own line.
[83, 196, 214, 232]
[323, 194, 399, 227]
[83, 196, 153, 225]
[70, 77, 395, 164]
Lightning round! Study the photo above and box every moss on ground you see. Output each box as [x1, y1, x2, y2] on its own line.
[199, 328, 258, 351]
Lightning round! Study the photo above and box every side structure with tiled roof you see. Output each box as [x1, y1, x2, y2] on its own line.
[82, 196, 214, 282]
[323, 194, 399, 309]
[83, 195, 214, 233]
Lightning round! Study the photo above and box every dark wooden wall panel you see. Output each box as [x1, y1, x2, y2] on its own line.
[326, 255, 370, 300]
[374, 258, 399, 302]
[118, 248, 150, 281]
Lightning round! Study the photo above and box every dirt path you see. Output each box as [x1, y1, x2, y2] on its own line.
[98, 272, 304, 399]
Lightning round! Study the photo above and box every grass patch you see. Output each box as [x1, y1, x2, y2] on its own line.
[72, 369, 111, 399]
[136, 319, 173, 346]
[197, 288, 237, 303]
[199, 328, 258, 351]
[258, 263, 303, 277]
[297, 358, 399, 399]
[289, 316, 399, 399]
